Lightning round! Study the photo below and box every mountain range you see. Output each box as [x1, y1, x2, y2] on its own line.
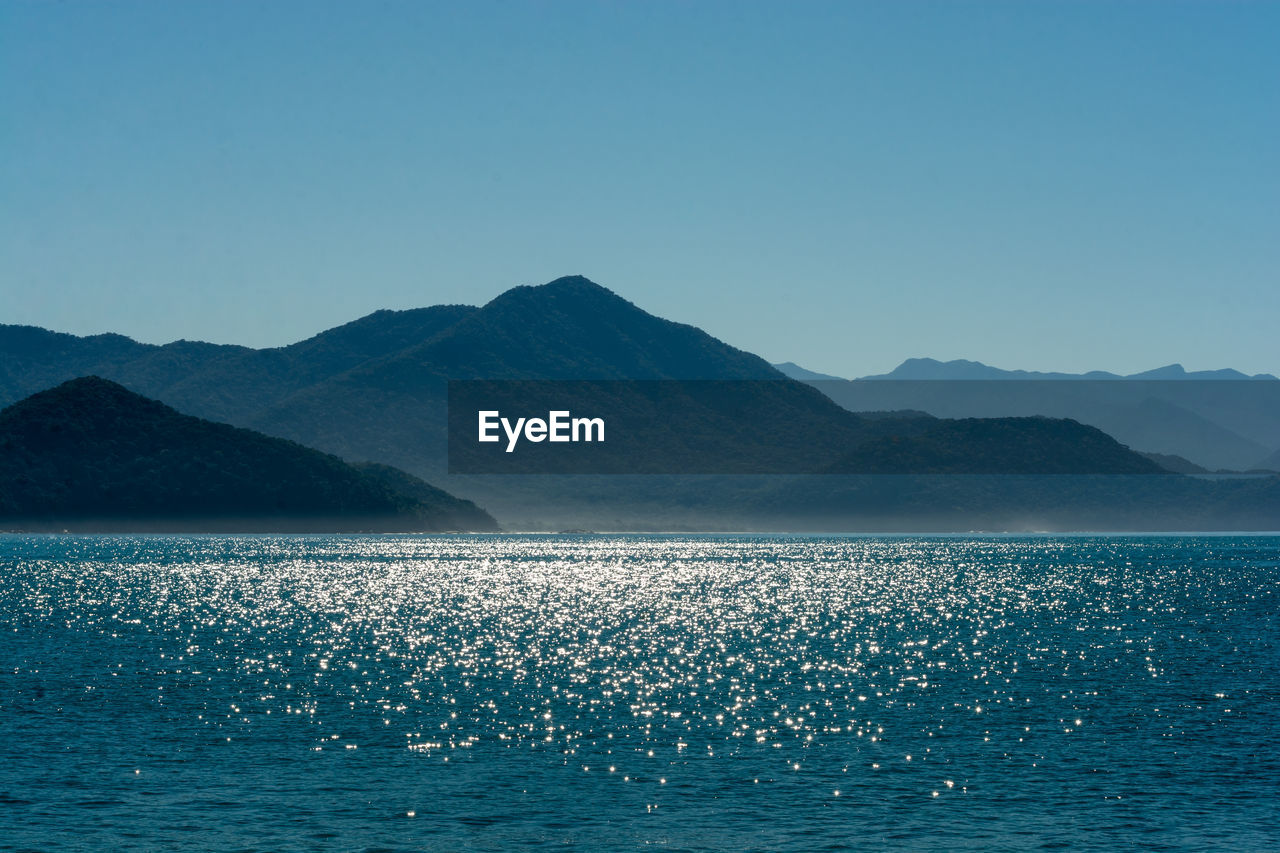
[3, 276, 1278, 530]
[3, 277, 1161, 476]
[776, 359, 1280, 472]
[2, 278, 793, 476]
[775, 358, 1279, 382]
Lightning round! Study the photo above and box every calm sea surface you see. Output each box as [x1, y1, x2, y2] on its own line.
[1, 534, 1277, 851]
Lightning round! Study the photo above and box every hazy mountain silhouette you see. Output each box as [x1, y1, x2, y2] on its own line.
[780, 358, 1280, 472]
[4, 276, 1274, 529]
[3, 276, 1168, 477]
[859, 357, 1278, 381]
[0, 306, 477, 422]
[1138, 452, 1209, 475]
[0, 377, 497, 532]
[772, 362, 847, 382]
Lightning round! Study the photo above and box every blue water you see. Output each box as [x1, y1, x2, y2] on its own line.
[2, 534, 1277, 851]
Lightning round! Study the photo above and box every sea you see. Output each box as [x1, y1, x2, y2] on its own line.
[2, 534, 1277, 851]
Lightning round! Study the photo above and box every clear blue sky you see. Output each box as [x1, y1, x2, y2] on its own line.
[3, 1, 1276, 376]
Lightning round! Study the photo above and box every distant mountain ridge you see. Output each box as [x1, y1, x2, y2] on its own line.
[773, 357, 1280, 472]
[772, 362, 847, 382]
[774, 357, 1277, 383]
[5, 276, 1275, 528]
[861, 357, 1278, 382]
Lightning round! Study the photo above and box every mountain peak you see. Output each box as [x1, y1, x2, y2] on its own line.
[875, 358, 1013, 380]
[488, 275, 626, 308]
[38, 374, 129, 395]
[1129, 364, 1187, 379]
[541, 274, 603, 290]
[3, 375, 169, 424]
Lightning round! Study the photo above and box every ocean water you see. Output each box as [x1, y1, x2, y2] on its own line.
[1, 534, 1277, 852]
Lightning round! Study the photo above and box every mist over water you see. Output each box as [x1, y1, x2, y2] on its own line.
[2, 534, 1277, 851]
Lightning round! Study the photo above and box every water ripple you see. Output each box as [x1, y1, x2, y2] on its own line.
[1, 534, 1277, 851]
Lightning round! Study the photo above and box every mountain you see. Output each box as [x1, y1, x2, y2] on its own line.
[7, 278, 1160, 479]
[0, 306, 478, 420]
[0, 377, 497, 532]
[772, 362, 847, 382]
[1138, 452, 1209, 475]
[2, 277, 801, 477]
[1126, 364, 1277, 381]
[791, 358, 1280, 472]
[183, 277, 818, 481]
[859, 358, 1278, 381]
[5, 276, 1270, 529]
[829, 417, 1162, 475]
[408, 277, 784, 380]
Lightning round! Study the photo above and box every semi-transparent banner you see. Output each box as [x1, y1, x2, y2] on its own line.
[447, 379, 1279, 475]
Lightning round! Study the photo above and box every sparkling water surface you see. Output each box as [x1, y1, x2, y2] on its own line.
[2, 534, 1277, 851]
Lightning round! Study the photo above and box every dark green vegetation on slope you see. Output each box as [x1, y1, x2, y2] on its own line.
[0, 378, 497, 532]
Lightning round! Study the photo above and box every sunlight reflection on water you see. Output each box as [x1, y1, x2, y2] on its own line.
[2, 534, 1278, 850]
